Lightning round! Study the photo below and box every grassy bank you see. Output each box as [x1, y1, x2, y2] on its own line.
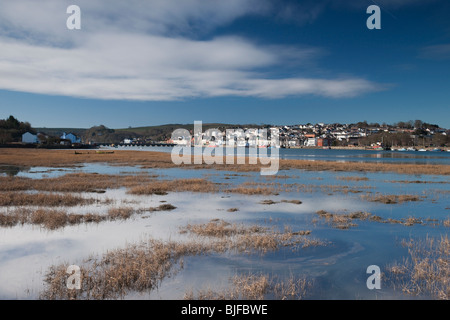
[1, 148, 449, 175]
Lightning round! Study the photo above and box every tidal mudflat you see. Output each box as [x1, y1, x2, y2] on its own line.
[0, 149, 448, 300]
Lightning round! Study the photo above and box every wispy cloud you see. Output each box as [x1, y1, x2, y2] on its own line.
[419, 44, 450, 60]
[0, 0, 383, 101]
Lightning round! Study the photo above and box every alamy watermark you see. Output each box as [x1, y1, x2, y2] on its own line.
[66, 265, 81, 290]
[66, 5, 380, 31]
[366, 265, 381, 290]
[170, 121, 280, 175]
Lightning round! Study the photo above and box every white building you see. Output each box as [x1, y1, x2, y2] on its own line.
[305, 138, 317, 147]
[61, 132, 81, 144]
[22, 132, 38, 144]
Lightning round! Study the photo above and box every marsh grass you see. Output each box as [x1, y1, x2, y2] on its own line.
[385, 180, 449, 184]
[40, 239, 213, 300]
[0, 173, 156, 193]
[281, 199, 302, 204]
[385, 235, 450, 300]
[260, 199, 277, 205]
[0, 170, 378, 199]
[148, 204, 177, 212]
[225, 186, 276, 195]
[336, 176, 369, 182]
[180, 219, 323, 254]
[226, 181, 369, 196]
[40, 214, 325, 299]
[361, 194, 423, 204]
[443, 218, 450, 228]
[0, 206, 140, 230]
[180, 219, 255, 238]
[107, 207, 135, 220]
[128, 178, 218, 195]
[0, 192, 94, 207]
[2, 149, 449, 175]
[184, 273, 313, 300]
[314, 210, 425, 229]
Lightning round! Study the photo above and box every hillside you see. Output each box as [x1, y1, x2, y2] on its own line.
[32, 123, 263, 144]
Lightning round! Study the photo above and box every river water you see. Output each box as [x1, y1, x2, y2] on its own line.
[0, 148, 449, 300]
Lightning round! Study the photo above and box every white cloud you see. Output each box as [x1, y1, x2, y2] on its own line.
[419, 44, 450, 60]
[0, 0, 382, 101]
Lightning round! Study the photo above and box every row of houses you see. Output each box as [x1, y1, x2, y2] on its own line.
[163, 122, 448, 148]
[22, 132, 81, 145]
[168, 127, 281, 147]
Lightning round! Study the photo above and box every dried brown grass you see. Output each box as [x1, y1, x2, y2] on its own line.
[0, 192, 94, 207]
[0, 206, 139, 230]
[281, 199, 302, 204]
[0, 173, 156, 193]
[148, 204, 177, 212]
[361, 194, 422, 204]
[225, 186, 277, 195]
[336, 176, 369, 182]
[128, 178, 218, 195]
[180, 219, 323, 254]
[40, 239, 213, 300]
[40, 218, 325, 299]
[107, 207, 135, 220]
[1, 148, 449, 175]
[184, 273, 313, 300]
[443, 218, 450, 228]
[385, 180, 449, 184]
[314, 210, 425, 229]
[385, 235, 450, 300]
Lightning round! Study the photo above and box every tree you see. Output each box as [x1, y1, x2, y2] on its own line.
[0, 115, 35, 143]
[414, 120, 423, 129]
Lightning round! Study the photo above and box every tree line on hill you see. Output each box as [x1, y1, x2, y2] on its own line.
[1, 115, 448, 147]
[0, 116, 34, 144]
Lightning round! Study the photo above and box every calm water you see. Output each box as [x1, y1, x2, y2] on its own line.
[0, 149, 449, 300]
[103, 145, 450, 165]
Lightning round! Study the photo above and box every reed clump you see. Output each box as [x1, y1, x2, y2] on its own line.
[184, 273, 313, 300]
[0, 173, 156, 193]
[128, 178, 218, 195]
[0, 206, 140, 230]
[336, 176, 369, 182]
[180, 219, 253, 238]
[281, 199, 302, 204]
[40, 239, 213, 300]
[362, 194, 422, 204]
[385, 235, 450, 300]
[40, 219, 325, 299]
[180, 219, 323, 254]
[107, 207, 135, 220]
[0, 192, 94, 207]
[316, 210, 384, 229]
[148, 204, 177, 212]
[315, 210, 431, 229]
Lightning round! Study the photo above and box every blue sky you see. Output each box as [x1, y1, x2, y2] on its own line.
[0, 0, 449, 128]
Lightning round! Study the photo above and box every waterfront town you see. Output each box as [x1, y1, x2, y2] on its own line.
[1, 115, 449, 150]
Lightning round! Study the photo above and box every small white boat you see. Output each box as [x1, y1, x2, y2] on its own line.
[398, 148, 407, 151]
[418, 149, 427, 152]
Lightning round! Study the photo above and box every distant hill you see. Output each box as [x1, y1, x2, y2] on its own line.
[33, 123, 265, 144]
[34, 128, 88, 137]
[115, 122, 263, 135]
